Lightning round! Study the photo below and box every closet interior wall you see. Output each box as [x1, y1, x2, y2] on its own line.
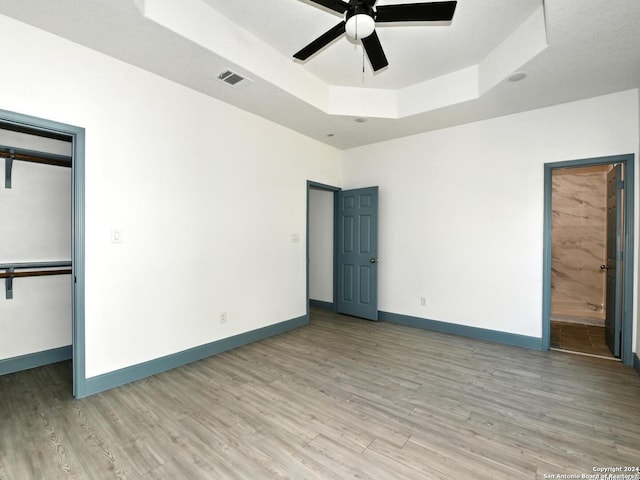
[0, 129, 72, 362]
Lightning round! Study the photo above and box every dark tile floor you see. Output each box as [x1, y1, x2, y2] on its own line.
[550, 321, 615, 358]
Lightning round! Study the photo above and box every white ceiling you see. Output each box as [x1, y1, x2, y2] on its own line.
[202, 0, 541, 89]
[0, 0, 639, 149]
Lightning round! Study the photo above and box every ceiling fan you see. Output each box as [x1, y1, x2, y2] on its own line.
[293, 0, 457, 72]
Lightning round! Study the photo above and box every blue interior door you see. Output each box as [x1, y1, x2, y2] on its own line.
[605, 164, 623, 357]
[337, 187, 379, 321]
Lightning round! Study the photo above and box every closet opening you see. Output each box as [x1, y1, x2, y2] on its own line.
[0, 110, 85, 398]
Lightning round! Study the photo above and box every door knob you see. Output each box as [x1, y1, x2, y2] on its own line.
[370, 258, 379, 264]
[600, 264, 609, 270]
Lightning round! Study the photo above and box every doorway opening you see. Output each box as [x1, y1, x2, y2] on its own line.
[543, 154, 635, 365]
[306, 181, 380, 321]
[0, 109, 85, 397]
[306, 181, 339, 315]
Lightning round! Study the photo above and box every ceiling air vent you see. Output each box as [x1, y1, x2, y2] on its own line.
[217, 70, 253, 88]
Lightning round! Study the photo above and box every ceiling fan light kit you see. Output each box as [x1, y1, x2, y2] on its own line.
[293, 0, 457, 72]
[345, 13, 375, 40]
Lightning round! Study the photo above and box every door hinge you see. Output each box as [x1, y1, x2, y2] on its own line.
[618, 180, 625, 190]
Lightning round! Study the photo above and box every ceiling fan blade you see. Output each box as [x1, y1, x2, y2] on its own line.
[293, 22, 346, 60]
[307, 0, 350, 14]
[361, 31, 388, 71]
[375, 1, 457, 23]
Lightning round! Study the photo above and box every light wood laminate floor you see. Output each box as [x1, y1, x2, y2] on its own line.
[1, 309, 639, 479]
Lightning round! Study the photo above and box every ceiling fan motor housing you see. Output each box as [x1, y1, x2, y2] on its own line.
[347, 3, 375, 18]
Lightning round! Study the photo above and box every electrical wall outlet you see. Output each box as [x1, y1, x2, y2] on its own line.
[420, 296, 427, 307]
[220, 312, 227, 324]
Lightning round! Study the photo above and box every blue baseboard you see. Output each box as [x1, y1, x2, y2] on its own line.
[0, 345, 72, 376]
[83, 315, 309, 397]
[634, 353, 640, 377]
[379, 311, 543, 350]
[309, 299, 334, 311]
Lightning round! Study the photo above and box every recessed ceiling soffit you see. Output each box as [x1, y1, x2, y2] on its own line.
[135, 0, 547, 119]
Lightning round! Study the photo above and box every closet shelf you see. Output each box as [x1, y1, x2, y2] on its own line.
[1, 144, 72, 189]
[0, 261, 72, 299]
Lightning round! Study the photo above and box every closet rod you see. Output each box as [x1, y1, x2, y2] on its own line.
[2, 145, 72, 188]
[0, 269, 72, 279]
[0, 145, 72, 167]
[1, 261, 72, 299]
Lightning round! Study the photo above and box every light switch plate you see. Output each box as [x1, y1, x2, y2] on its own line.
[111, 229, 123, 244]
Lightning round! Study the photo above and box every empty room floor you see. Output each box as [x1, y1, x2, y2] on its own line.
[1, 309, 639, 479]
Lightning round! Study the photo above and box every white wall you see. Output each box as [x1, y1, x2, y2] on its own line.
[0, 14, 342, 377]
[0, 131, 72, 359]
[343, 90, 639, 348]
[308, 188, 334, 303]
